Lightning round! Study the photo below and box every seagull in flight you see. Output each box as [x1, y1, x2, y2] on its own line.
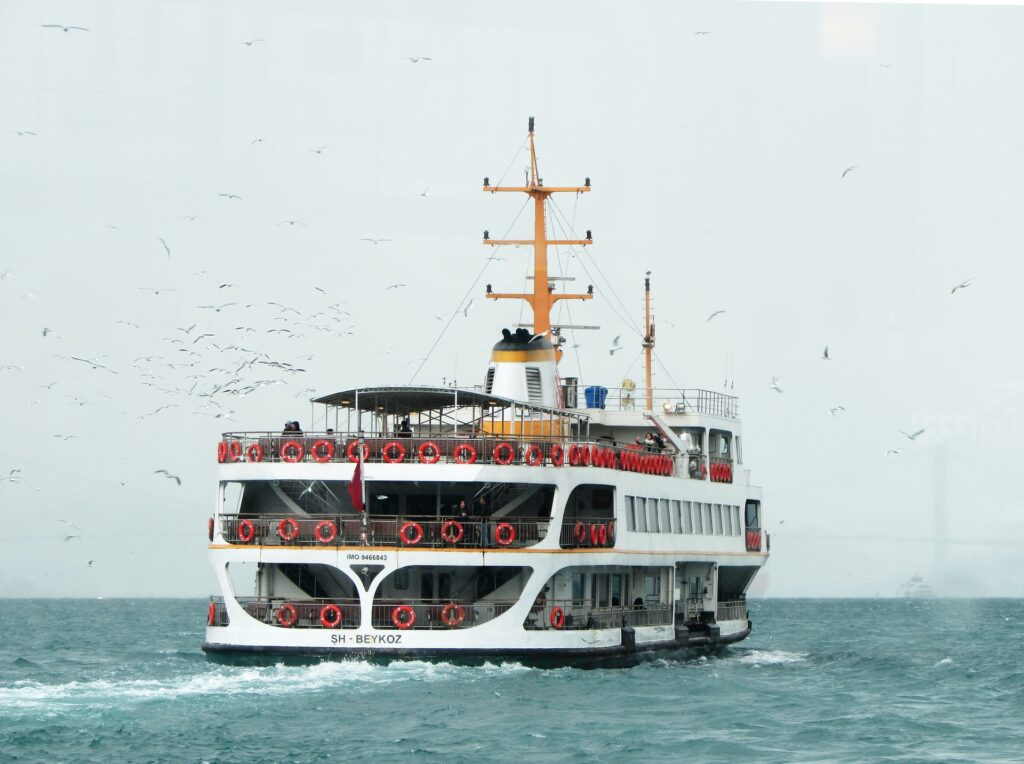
[218, 193, 243, 200]
[277, 220, 306, 227]
[42, 24, 89, 32]
[769, 376, 783, 393]
[463, 299, 474, 317]
[361, 238, 391, 245]
[240, 38, 264, 47]
[138, 287, 176, 295]
[51, 434, 77, 440]
[307, 146, 329, 155]
[1, 468, 22, 483]
[693, 30, 710, 35]
[182, 215, 200, 222]
[900, 428, 926, 441]
[116, 320, 141, 329]
[9, 130, 38, 136]
[406, 57, 432, 63]
[69, 356, 117, 374]
[154, 469, 182, 486]
[608, 335, 622, 356]
[197, 303, 237, 312]
[63, 534, 82, 542]
[418, 188, 430, 197]
[885, 448, 904, 457]
[842, 165, 858, 179]
[822, 346, 831, 361]
[157, 237, 171, 258]
[829, 406, 846, 418]
[386, 283, 406, 290]
[950, 278, 974, 295]
[706, 310, 725, 323]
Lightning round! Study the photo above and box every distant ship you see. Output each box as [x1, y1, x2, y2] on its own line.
[202, 118, 771, 664]
[900, 575, 936, 598]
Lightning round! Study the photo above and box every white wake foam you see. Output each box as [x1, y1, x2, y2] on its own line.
[731, 649, 808, 665]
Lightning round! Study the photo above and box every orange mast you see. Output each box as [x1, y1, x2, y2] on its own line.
[643, 274, 655, 411]
[483, 117, 593, 360]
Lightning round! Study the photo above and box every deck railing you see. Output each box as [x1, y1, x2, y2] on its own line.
[576, 387, 738, 418]
[219, 513, 548, 549]
[557, 517, 617, 548]
[716, 600, 748, 622]
[525, 600, 674, 630]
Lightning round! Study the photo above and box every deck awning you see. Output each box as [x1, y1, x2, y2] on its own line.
[312, 386, 588, 421]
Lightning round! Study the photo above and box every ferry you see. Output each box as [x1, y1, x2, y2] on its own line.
[203, 118, 770, 664]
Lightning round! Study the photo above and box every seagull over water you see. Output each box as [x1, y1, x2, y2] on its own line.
[900, 428, 926, 441]
[406, 57, 432, 63]
[240, 38, 264, 46]
[822, 346, 831, 360]
[706, 310, 725, 323]
[9, 130, 38, 136]
[307, 146, 329, 155]
[770, 376, 783, 393]
[842, 165, 858, 178]
[218, 193, 243, 200]
[277, 220, 306, 227]
[158, 237, 171, 258]
[829, 406, 846, 418]
[609, 335, 622, 356]
[951, 278, 975, 295]
[154, 469, 182, 486]
[386, 283, 406, 290]
[361, 238, 391, 245]
[885, 448, 904, 457]
[42, 24, 89, 32]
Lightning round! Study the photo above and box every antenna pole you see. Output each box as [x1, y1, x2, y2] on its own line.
[643, 274, 655, 411]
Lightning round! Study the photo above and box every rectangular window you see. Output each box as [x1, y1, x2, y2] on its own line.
[732, 506, 741, 535]
[597, 575, 610, 608]
[670, 500, 682, 533]
[702, 503, 712, 535]
[722, 505, 732, 535]
[572, 573, 585, 606]
[394, 569, 409, 590]
[625, 496, 636, 532]
[644, 574, 662, 607]
[636, 498, 648, 532]
[681, 501, 692, 533]
[648, 498, 660, 532]
[611, 574, 623, 607]
[659, 499, 671, 534]
[713, 504, 723, 535]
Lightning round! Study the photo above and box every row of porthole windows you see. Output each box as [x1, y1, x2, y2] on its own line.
[624, 496, 743, 537]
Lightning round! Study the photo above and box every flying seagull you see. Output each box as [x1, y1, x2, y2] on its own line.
[829, 406, 846, 418]
[951, 278, 974, 295]
[51, 434, 77, 440]
[42, 24, 89, 32]
[218, 193, 243, 200]
[842, 165, 858, 179]
[406, 57, 432, 63]
[138, 287, 176, 295]
[69, 356, 117, 374]
[197, 303, 237, 312]
[900, 428, 926, 441]
[361, 238, 391, 245]
[277, 220, 307, 227]
[307, 146, 329, 155]
[463, 299, 474, 317]
[240, 38, 264, 46]
[706, 310, 725, 323]
[885, 448, 904, 457]
[158, 237, 171, 258]
[154, 469, 182, 486]
[770, 376, 783, 393]
[609, 335, 622, 356]
[386, 283, 406, 290]
[418, 188, 430, 197]
[693, 30, 710, 35]
[63, 534, 81, 542]
[1, 468, 22, 483]
[9, 130, 38, 136]
[822, 346, 831, 361]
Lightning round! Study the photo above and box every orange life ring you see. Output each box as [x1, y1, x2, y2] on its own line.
[550, 606, 565, 629]
[228, 440, 243, 462]
[418, 440, 441, 464]
[382, 441, 406, 463]
[246, 443, 263, 462]
[391, 605, 416, 629]
[440, 603, 465, 628]
[320, 604, 342, 628]
[568, 444, 582, 466]
[590, 523, 601, 546]
[453, 443, 477, 465]
[207, 517, 214, 542]
[580, 444, 592, 466]
[524, 445, 543, 466]
[599, 523, 608, 546]
[277, 602, 298, 628]
[589, 445, 602, 467]
[314, 520, 337, 544]
[346, 441, 369, 463]
[400, 521, 424, 546]
[277, 517, 299, 541]
[493, 442, 515, 465]
[606, 448, 616, 468]
[217, 441, 228, 463]
[281, 440, 304, 463]
[550, 444, 565, 466]
[207, 601, 217, 626]
[495, 522, 515, 546]
[237, 519, 255, 543]
[725, 463, 732, 481]
[440, 520, 464, 544]
[574, 521, 586, 544]
[311, 439, 334, 463]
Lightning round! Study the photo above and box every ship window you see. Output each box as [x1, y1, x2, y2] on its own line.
[611, 574, 623, 607]
[710, 430, 732, 457]
[659, 499, 671, 534]
[525, 367, 542, 402]
[713, 504, 723, 534]
[635, 498, 648, 532]
[702, 503, 712, 534]
[644, 574, 661, 606]
[596, 575, 610, 607]
[732, 506, 741, 535]
[625, 496, 636, 531]
[647, 498, 660, 532]
[745, 500, 761, 529]
[485, 367, 495, 394]
[670, 500, 681, 533]
[394, 569, 409, 590]
[572, 573, 585, 606]
[681, 501, 692, 533]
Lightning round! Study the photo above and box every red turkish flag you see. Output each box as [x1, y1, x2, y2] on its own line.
[348, 460, 364, 512]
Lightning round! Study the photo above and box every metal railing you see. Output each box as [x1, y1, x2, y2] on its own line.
[572, 387, 738, 418]
[371, 598, 518, 630]
[558, 517, 617, 548]
[716, 600, 748, 622]
[219, 513, 548, 549]
[745, 528, 762, 552]
[212, 597, 362, 628]
[524, 599, 674, 630]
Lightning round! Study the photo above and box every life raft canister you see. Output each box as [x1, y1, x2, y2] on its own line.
[277, 603, 299, 628]
[237, 519, 255, 543]
[440, 520, 464, 544]
[281, 440, 304, 463]
[400, 521, 424, 546]
[550, 606, 566, 629]
[382, 441, 406, 463]
[314, 519, 337, 544]
[277, 517, 299, 541]
[320, 604, 343, 628]
[453, 443, 477, 465]
[493, 442, 515, 465]
[494, 522, 516, 546]
[440, 603, 465, 628]
[391, 605, 416, 630]
[418, 440, 442, 464]
[311, 439, 334, 463]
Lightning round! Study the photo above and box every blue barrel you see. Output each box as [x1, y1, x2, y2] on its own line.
[584, 386, 609, 409]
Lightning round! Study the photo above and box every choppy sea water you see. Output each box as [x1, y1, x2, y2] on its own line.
[1, 599, 1022, 763]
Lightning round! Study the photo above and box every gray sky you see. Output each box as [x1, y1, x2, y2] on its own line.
[2, 0, 1023, 597]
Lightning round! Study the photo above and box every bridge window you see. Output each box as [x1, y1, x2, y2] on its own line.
[635, 498, 648, 532]
[647, 498, 660, 532]
[625, 496, 636, 531]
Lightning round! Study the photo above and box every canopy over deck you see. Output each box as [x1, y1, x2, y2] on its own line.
[313, 386, 589, 421]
